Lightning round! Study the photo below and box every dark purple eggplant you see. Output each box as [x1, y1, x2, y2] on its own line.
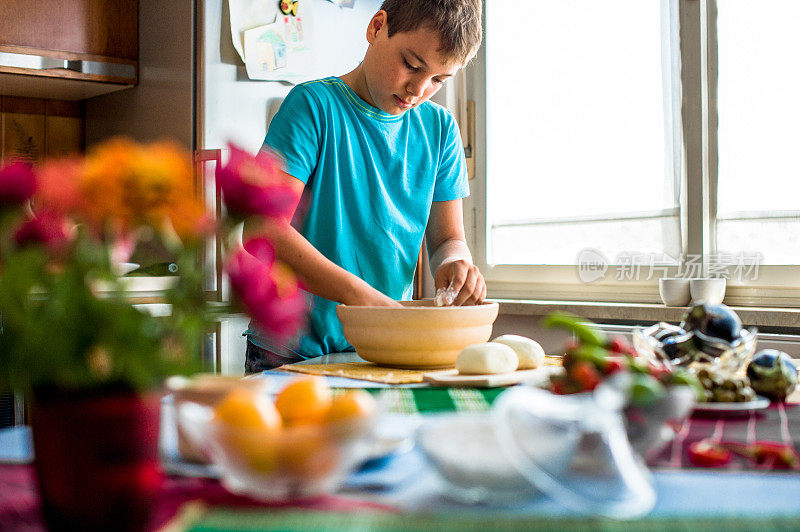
[746, 350, 799, 402]
[680, 303, 742, 344]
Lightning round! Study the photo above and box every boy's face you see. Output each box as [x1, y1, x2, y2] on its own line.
[361, 12, 462, 115]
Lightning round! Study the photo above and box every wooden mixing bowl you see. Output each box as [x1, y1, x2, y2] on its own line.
[336, 300, 499, 368]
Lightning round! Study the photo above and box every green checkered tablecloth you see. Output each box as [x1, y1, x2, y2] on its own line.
[185, 508, 800, 532]
[365, 387, 504, 415]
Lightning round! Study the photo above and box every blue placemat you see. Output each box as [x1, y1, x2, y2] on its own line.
[0, 426, 32, 464]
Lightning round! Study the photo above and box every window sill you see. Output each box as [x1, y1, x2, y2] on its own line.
[493, 298, 800, 333]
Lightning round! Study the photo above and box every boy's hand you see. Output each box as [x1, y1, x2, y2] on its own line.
[434, 259, 486, 306]
[426, 200, 485, 307]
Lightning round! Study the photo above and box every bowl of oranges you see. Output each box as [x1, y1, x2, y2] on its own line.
[177, 375, 378, 500]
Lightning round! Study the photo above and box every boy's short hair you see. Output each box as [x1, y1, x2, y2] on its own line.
[380, 0, 482, 64]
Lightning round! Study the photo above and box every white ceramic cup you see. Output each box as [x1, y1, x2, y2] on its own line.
[689, 278, 726, 305]
[659, 278, 691, 306]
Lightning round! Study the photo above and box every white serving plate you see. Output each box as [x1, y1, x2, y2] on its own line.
[692, 396, 770, 414]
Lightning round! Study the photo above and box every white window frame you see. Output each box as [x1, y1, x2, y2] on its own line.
[463, 0, 800, 307]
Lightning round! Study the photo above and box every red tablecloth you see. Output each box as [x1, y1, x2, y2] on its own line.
[650, 403, 800, 469]
[0, 465, 396, 531]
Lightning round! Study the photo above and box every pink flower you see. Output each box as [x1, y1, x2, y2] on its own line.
[215, 144, 299, 220]
[0, 161, 37, 208]
[14, 210, 73, 255]
[31, 158, 82, 215]
[243, 236, 275, 267]
[226, 242, 305, 340]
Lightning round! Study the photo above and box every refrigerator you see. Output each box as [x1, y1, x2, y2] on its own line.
[85, 0, 455, 373]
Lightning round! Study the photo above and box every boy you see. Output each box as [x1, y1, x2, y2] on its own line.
[245, 0, 485, 372]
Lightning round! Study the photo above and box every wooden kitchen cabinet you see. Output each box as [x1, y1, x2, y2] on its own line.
[1, 0, 138, 61]
[1, 97, 45, 161]
[0, 0, 138, 100]
[44, 100, 83, 156]
[1, 96, 83, 162]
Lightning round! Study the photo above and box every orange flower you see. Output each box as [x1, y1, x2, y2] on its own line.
[77, 138, 209, 240]
[271, 259, 301, 299]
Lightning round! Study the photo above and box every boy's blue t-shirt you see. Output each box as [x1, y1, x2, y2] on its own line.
[247, 76, 469, 359]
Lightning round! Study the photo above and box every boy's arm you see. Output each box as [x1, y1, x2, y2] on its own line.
[243, 170, 401, 307]
[425, 199, 487, 306]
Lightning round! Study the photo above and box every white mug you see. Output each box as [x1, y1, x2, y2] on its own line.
[659, 278, 691, 306]
[689, 278, 726, 305]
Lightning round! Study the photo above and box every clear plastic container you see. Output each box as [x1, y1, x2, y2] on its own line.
[177, 401, 377, 500]
[417, 384, 659, 519]
[493, 386, 657, 519]
[416, 413, 536, 505]
[634, 322, 757, 375]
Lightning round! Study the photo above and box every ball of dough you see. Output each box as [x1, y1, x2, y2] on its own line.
[456, 342, 519, 375]
[491, 335, 545, 370]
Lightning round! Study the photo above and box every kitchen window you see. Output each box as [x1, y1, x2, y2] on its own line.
[465, 0, 800, 306]
[715, 0, 800, 265]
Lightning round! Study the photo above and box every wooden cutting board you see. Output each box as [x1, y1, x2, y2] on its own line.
[278, 355, 564, 387]
[277, 362, 429, 384]
[422, 365, 560, 388]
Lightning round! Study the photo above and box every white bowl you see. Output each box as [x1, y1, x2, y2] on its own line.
[336, 300, 499, 369]
[690, 278, 726, 305]
[659, 278, 690, 306]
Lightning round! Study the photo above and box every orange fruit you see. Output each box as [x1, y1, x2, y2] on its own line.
[212, 389, 282, 473]
[213, 388, 281, 431]
[275, 376, 333, 426]
[326, 390, 377, 423]
[278, 425, 339, 479]
[230, 427, 281, 474]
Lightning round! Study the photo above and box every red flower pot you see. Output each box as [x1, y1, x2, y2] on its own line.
[30, 385, 162, 532]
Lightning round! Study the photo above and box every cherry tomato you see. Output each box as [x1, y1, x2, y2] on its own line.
[689, 441, 732, 468]
[570, 361, 602, 391]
